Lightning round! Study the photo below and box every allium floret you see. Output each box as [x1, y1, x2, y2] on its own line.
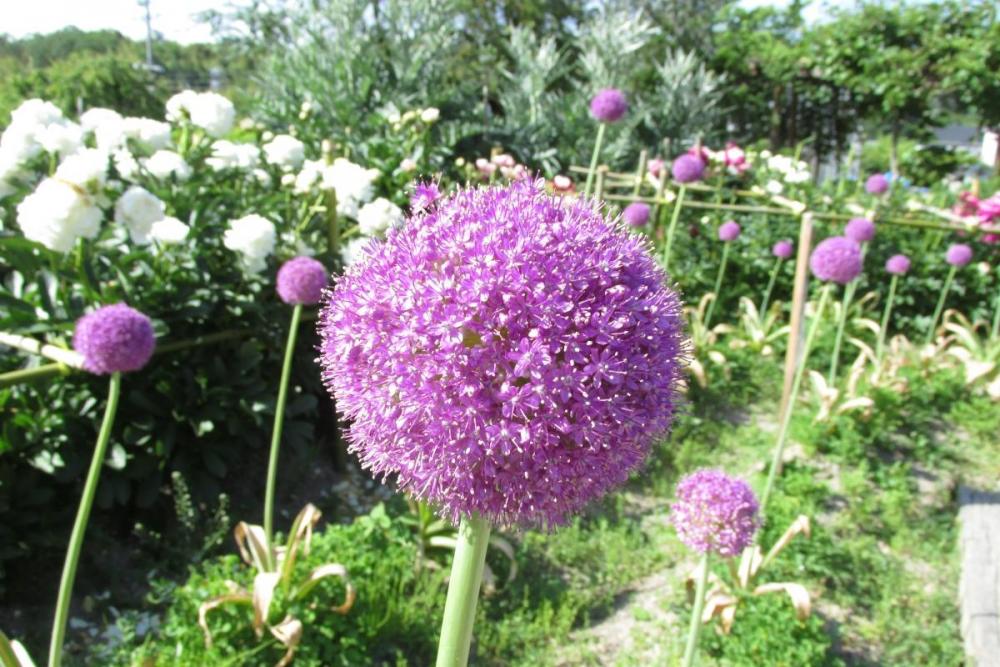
[671, 469, 759, 557]
[622, 202, 650, 227]
[589, 89, 628, 123]
[718, 221, 741, 242]
[672, 154, 705, 184]
[318, 180, 687, 528]
[809, 236, 863, 284]
[772, 240, 794, 259]
[844, 217, 875, 243]
[945, 243, 972, 267]
[277, 256, 328, 306]
[885, 254, 911, 275]
[865, 173, 889, 195]
[73, 303, 156, 374]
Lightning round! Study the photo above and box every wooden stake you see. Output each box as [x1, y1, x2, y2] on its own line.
[780, 212, 814, 418]
[632, 150, 648, 197]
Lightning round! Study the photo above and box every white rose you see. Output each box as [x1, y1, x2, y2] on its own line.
[123, 117, 172, 151]
[357, 197, 404, 236]
[17, 178, 102, 252]
[420, 107, 440, 123]
[114, 185, 166, 245]
[10, 99, 63, 127]
[54, 149, 109, 191]
[321, 158, 378, 218]
[113, 149, 140, 180]
[340, 236, 372, 267]
[223, 214, 276, 273]
[81, 108, 126, 150]
[206, 140, 260, 171]
[37, 121, 85, 156]
[166, 90, 235, 138]
[149, 216, 190, 244]
[144, 150, 191, 180]
[765, 179, 784, 195]
[262, 134, 305, 169]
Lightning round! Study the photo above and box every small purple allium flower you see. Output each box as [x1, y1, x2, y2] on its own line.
[865, 174, 889, 195]
[844, 217, 875, 243]
[672, 154, 705, 184]
[589, 88, 628, 123]
[885, 254, 911, 275]
[318, 180, 687, 528]
[772, 240, 794, 259]
[670, 469, 759, 558]
[72, 303, 155, 375]
[718, 220, 741, 242]
[276, 256, 328, 305]
[809, 236, 863, 284]
[410, 181, 441, 214]
[622, 202, 651, 227]
[946, 243, 973, 267]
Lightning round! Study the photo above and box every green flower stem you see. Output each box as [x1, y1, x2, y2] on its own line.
[264, 303, 302, 552]
[436, 514, 491, 667]
[760, 256, 783, 316]
[681, 552, 711, 667]
[0, 363, 70, 387]
[327, 191, 340, 261]
[583, 123, 607, 198]
[876, 274, 899, 365]
[704, 242, 730, 329]
[48, 372, 121, 667]
[631, 151, 647, 197]
[991, 281, 1000, 340]
[662, 185, 687, 273]
[827, 281, 855, 383]
[760, 284, 831, 515]
[926, 265, 957, 344]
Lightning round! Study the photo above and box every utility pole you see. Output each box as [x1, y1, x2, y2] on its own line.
[139, 0, 153, 68]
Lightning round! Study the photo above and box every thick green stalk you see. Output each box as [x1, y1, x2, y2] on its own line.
[49, 372, 122, 667]
[760, 256, 783, 316]
[991, 281, 1000, 340]
[926, 265, 957, 344]
[827, 281, 855, 383]
[435, 514, 491, 667]
[875, 274, 899, 365]
[662, 185, 687, 273]
[704, 242, 730, 329]
[681, 552, 711, 667]
[583, 123, 607, 198]
[327, 191, 340, 261]
[760, 285, 831, 515]
[264, 303, 302, 550]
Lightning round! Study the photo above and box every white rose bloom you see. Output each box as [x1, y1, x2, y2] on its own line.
[37, 121, 85, 156]
[0, 149, 30, 199]
[262, 134, 305, 169]
[206, 140, 260, 171]
[420, 107, 440, 123]
[223, 214, 276, 273]
[293, 159, 324, 193]
[280, 173, 297, 187]
[0, 125, 43, 163]
[149, 216, 189, 244]
[123, 117, 172, 151]
[340, 236, 372, 267]
[321, 158, 378, 218]
[765, 179, 784, 195]
[17, 178, 102, 252]
[113, 149, 140, 180]
[114, 186, 166, 245]
[399, 158, 417, 173]
[80, 108, 123, 132]
[144, 150, 191, 180]
[166, 90, 235, 138]
[11, 99, 64, 127]
[251, 168, 271, 186]
[54, 149, 109, 191]
[784, 169, 811, 184]
[357, 197, 404, 236]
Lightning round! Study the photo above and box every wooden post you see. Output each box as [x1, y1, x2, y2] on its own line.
[780, 212, 814, 418]
[595, 166, 608, 201]
[632, 150, 648, 197]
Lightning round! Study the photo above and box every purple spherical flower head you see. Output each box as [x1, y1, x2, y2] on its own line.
[277, 256, 328, 305]
[670, 469, 759, 557]
[318, 179, 687, 528]
[589, 88, 628, 123]
[809, 236, 863, 284]
[622, 202, 651, 227]
[718, 220, 741, 242]
[885, 254, 911, 275]
[946, 243, 973, 267]
[72, 303, 155, 375]
[844, 217, 875, 243]
[410, 181, 441, 214]
[865, 173, 889, 195]
[671, 154, 705, 184]
[772, 240, 794, 259]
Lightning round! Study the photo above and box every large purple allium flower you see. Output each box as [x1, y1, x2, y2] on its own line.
[885, 254, 911, 275]
[318, 180, 687, 527]
[410, 181, 441, 214]
[672, 154, 705, 184]
[809, 236, 863, 284]
[670, 469, 759, 557]
[718, 220, 741, 242]
[72, 303, 155, 374]
[844, 217, 875, 243]
[622, 202, 651, 227]
[865, 174, 889, 195]
[277, 256, 328, 305]
[946, 243, 973, 267]
[589, 88, 628, 123]
[772, 240, 794, 259]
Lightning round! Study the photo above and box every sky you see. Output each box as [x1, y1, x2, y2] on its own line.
[2, 0, 848, 44]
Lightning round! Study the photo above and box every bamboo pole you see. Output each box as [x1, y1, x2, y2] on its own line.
[0, 332, 85, 369]
[632, 150, 648, 197]
[779, 212, 814, 419]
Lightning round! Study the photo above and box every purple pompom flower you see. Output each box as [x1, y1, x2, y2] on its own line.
[411, 181, 442, 214]
[622, 202, 651, 227]
[589, 88, 628, 123]
[809, 236, 863, 284]
[672, 154, 705, 184]
[946, 243, 973, 267]
[276, 256, 328, 305]
[718, 220, 741, 242]
[318, 180, 687, 528]
[865, 174, 889, 195]
[844, 217, 875, 243]
[885, 254, 911, 275]
[671, 469, 760, 557]
[73, 303, 155, 374]
[772, 240, 794, 259]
